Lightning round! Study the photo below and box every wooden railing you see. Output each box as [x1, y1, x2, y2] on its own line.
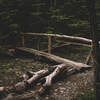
[21, 33, 53, 53]
[21, 32, 92, 53]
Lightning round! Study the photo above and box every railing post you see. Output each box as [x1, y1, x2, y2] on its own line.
[48, 36, 51, 53]
[85, 46, 93, 65]
[22, 33, 25, 47]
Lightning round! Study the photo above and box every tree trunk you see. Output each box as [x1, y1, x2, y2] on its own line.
[89, 0, 100, 100]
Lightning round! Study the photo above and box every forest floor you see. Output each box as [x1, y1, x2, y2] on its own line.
[0, 45, 94, 100]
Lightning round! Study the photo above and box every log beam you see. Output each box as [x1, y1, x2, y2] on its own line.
[15, 47, 91, 68]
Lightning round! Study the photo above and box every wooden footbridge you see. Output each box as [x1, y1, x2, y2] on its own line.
[13, 33, 93, 68]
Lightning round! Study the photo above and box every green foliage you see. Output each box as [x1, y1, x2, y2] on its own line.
[32, 12, 42, 16]
[47, 27, 54, 34]
[47, 30, 53, 34]
[0, 0, 100, 45]
[9, 24, 19, 33]
[68, 20, 89, 27]
[76, 90, 96, 100]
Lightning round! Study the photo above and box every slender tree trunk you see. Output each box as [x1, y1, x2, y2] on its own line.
[89, 0, 100, 100]
[54, 0, 56, 7]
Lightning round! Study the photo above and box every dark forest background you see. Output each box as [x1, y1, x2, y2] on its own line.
[0, 0, 100, 46]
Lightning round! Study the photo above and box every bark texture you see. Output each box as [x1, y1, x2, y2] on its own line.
[89, 0, 100, 100]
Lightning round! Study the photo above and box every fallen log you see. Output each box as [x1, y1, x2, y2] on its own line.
[38, 64, 67, 95]
[0, 65, 58, 93]
[38, 63, 90, 95]
[1, 48, 92, 100]
[15, 47, 91, 68]
[1, 48, 91, 93]
[2, 63, 91, 100]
